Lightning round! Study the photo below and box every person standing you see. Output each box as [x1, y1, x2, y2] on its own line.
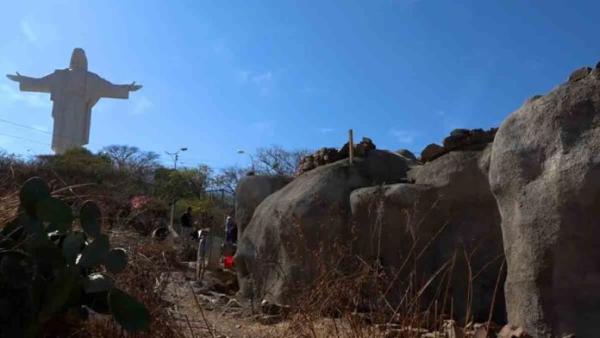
[180, 207, 193, 238]
[196, 229, 209, 280]
[223, 216, 237, 269]
[225, 216, 237, 244]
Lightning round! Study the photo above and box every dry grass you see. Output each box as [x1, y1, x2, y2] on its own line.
[251, 189, 507, 338]
[270, 246, 505, 338]
[73, 234, 186, 338]
[0, 191, 18, 225]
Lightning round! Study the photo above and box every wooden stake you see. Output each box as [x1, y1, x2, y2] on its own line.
[349, 129, 354, 164]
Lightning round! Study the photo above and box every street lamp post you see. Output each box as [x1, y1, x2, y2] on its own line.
[166, 147, 188, 236]
[237, 149, 255, 173]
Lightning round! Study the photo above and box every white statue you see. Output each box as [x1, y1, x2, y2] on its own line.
[6, 48, 142, 154]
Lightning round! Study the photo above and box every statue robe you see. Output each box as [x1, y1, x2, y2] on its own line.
[18, 69, 131, 154]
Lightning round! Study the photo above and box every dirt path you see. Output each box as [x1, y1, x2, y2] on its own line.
[161, 263, 501, 338]
[163, 264, 291, 338]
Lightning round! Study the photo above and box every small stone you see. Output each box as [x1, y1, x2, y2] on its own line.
[299, 154, 316, 174]
[442, 320, 462, 338]
[443, 128, 497, 151]
[226, 298, 242, 308]
[361, 137, 375, 147]
[499, 325, 532, 338]
[260, 299, 288, 315]
[151, 226, 169, 241]
[527, 95, 543, 104]
[592, 65, 600, 79]
[355, 137, 377, 157]
[568, 67, 592, 82]
[396, 148, 417, 161]
[258, 314, 282, 325]
[420, 143, 444, 162]
[450, 128, 470, 137]
[472, 325, 488, 338]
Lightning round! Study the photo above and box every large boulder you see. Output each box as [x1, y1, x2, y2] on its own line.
[235, 175, 292, 234]
[235, 150, 410, 302]
[489, 64, 600, 337]
[351, 148, 505, 323]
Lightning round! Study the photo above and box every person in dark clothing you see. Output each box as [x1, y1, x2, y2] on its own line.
[224, 216, 231, 233]
[180, 207, 194, 238]
[225, 216, 237, 244]
[229, 225, 238, 244]
[181, 207, 193, 228]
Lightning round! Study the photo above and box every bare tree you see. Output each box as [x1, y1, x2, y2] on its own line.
[253, 145, 310, 176]
[100, 145, 160, 174]
[213, 165, 247, 195]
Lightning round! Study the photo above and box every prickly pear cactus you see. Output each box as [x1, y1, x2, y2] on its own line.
[0, 177, 150, 337]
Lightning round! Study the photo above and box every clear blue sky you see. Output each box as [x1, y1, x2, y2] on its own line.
[1, 0, 599, 169]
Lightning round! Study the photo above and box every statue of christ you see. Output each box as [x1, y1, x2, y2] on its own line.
[6, 48, 142, 154]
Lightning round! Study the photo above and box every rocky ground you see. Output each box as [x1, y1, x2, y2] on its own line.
[159, 262, 515, 338]
[162, 263, 296, 338]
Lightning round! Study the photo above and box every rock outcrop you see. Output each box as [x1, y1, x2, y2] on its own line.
[297, 147, 341, 174]
[351, 147, 505, 323]
[234, 175, 292, 234]
[489, 63, 600, 337]
[420, 128, 497, 162]
[235, 150, 410, 302]
[297, 137, 377, 175]
[232, 62, 600, 334]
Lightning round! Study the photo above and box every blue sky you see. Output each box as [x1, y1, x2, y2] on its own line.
[1, 0, 599, 169]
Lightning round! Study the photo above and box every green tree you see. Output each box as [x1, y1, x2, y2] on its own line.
[153, 165, 212, 201]
[36, 147, 113, 182]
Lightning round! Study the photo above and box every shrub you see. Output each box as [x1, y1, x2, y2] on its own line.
[0, 177, 150, 337]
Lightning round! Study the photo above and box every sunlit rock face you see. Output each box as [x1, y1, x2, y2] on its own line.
[351, 147, 506, 324]
[489, 63, 600, 337]
[235, 150, 410, 302]
[235, 174, 292, 234]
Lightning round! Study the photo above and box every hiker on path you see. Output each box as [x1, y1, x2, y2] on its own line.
[225, 215, 237, 244]
[196, 229, 210, 280]
[180, 207, 194, 238]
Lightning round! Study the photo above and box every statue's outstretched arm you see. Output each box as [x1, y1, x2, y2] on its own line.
[6, 72, 23, 82]
[128, 81, 142, 92]
[92, 76, 142, 99]
[6, 72, 54, 93]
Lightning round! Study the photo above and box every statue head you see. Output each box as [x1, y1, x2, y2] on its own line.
[69, 48, 88, 71]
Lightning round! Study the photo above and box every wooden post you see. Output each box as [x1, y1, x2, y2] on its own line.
[348, 129, 354, 164]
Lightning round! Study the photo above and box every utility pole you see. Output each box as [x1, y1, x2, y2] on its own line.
[166, 147, 188, 236]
